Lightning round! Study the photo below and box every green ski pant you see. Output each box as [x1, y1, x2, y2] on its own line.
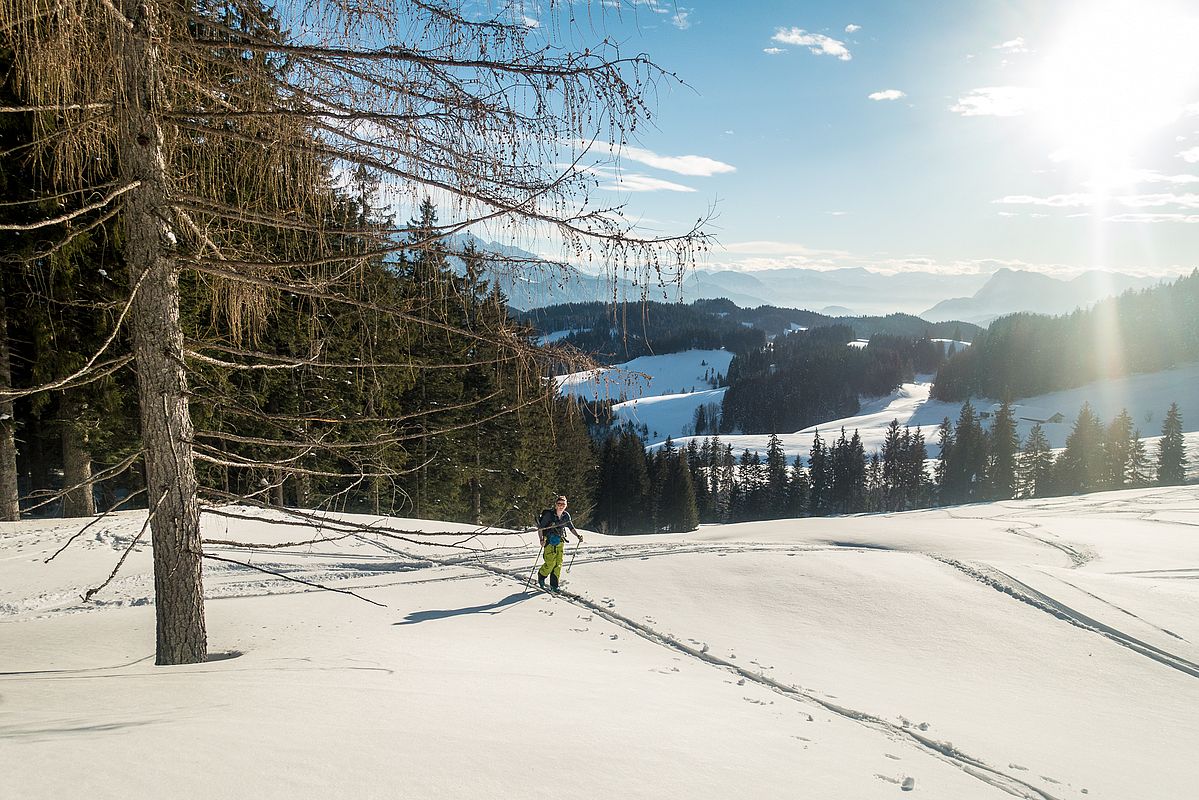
[538, 542, 565, 579]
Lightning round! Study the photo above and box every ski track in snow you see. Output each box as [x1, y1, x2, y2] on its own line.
[10, 489, 1198, 797]
[349, 533, 1064, 800]
[934, 556, 1199, 680]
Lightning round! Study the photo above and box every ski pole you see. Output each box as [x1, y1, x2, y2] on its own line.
[566, 541, 578, 573]
[523, 541, 543, 591]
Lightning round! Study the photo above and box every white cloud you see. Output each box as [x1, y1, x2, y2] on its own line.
[569, 163, 696, 193]
[868, 89, 906, 102]
[580, 140, 736, 176]
[950, 86, 1039, 117]
[1082, 169, 1199, 188]
[601, 173, 696, 193]
[845, 23, 861, 33]
[995, 193, 1095, 207]
[1179, 146, 1199, 163]
[772, 28, 851, 60]
[1116, 193, 1199, 209]
[521, 15, 539, 29]
[996, 191, 1199, 211]
[763, 47, 785, 55]
[671, 9, 691, 30]
[993, 37, 1027, 53]
[1106, 213, 1199, 223]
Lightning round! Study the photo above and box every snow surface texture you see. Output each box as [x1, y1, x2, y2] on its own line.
[561, 349, 1198, 471]
[4, 487, 1199, 799]
[557, 348, 733, 400]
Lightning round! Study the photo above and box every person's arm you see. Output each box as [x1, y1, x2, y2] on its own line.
[567, 513, 583, 543]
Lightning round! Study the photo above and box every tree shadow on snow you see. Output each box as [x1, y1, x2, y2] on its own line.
[394, 591, 533, 625]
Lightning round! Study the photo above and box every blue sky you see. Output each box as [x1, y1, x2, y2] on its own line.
[543, 0, 1199, 278]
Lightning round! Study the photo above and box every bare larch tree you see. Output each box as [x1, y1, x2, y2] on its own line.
[0, 0, 710, 664]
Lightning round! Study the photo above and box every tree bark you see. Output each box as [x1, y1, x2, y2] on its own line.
[118, 0, 206, 665]
[0, 292, 20, 520]
[59, 395, 95, 517]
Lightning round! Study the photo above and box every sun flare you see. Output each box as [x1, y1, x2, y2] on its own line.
[1036, 0, 1199, 182]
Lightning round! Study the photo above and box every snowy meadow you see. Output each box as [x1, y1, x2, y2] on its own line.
[4, 486, 1199, 799]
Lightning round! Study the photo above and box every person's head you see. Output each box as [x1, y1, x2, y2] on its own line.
[554, 495, 568, 510]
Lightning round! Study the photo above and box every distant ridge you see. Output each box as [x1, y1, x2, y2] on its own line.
[922, 268, 1161, 325]
[448, 235, 1164, 321]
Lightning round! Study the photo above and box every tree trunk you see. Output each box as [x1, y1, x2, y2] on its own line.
[118, 0, 206, 665]
[273, 468, 284, 508]
[59, 395, 95, 517]
[0, 293, 20, 520]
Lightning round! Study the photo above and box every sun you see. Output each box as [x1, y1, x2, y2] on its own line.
[1035, 0, 1199, 181]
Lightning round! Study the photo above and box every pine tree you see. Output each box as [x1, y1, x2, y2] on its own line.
[881, 419, 903, 511]
[658, 449, 698, 532]
[1019, 423, 1055, 498]
[942, 401, 985, 503]
[787, 457, 810, 517]
[1105, 409, 1136, 489]
[1157, 403, 1187, 486]
[1057, 403, 1106, 493]
[765, 433, 789, 511]
[593, 431, 650, 534]
[866, 452, 884, 513]
[934, 417, 953, 504]
[1128, 431, 1153, 488]
[985, 398, 1019, 500]
[846, 430, 867, 513]
[902, 427, 931, 509]
[808, 431, 830, 516]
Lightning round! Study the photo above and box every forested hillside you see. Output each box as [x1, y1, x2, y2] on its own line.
[518, 299, 978, 364]
[934, 271, 1199, 401]
[719, 326, 948, 434]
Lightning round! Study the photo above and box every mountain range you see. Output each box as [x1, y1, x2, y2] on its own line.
[452, 235, 1167, 322]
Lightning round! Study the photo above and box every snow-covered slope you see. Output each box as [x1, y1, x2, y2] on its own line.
[557, 348, 732, 403]
[556, 345, 1196, 470]
[5, 487, 1199, 799]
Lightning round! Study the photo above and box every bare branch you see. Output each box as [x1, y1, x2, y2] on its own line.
[201, 552, 387, 607]
[0, 182, 140, 231]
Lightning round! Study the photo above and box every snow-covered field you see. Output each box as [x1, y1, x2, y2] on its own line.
[556, 348, 733, 403]
[4, 487, 1199, 799]
[603, 354, 1198, 471]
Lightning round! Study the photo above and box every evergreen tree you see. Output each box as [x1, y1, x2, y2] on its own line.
[686, 439, 714, 522]
[942, 401, 985, 503]
[985, 398, 1019, 500]
[866, 452, 884, 513]
[808, 431, 830, 516]
[657, 449, 698, 532]
[593, 431, 650, 534]
[765, 433, 789, 510]
[881, 419, 903, 511]
[934, 417, 954, 504]
[1057, 403, 1106, 493]
[1157, 403, 1187, 485]
[1018, 423, 1055, 498]
[846, 430, 868, 513]
[786, 457, 810, 517]
[1128, 431, 1153, 488]
[1104, 409, 1136, 489]
[901, 427, 931, 509]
